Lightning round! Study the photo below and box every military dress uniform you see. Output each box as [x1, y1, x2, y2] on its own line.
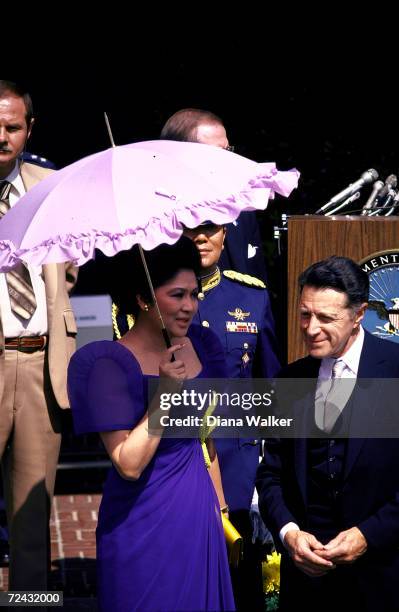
[189, 268, 280, 508]
[194, 268, 278, 379]
[193, 267, 280, 612]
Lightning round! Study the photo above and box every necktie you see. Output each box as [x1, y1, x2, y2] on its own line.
[323, 359, 347, 433]
[0, 181, 37, 320]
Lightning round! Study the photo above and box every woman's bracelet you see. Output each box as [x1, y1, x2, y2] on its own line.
[220, 505, 229, 514]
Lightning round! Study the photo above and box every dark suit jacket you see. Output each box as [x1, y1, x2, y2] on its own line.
[219, 211, 268, 283]
[256, 331, 399, 610]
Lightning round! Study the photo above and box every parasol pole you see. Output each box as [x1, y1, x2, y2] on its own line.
[138, 247, 173, 351]
[104, 113, 116, 148]
[103, 113, 173, 352]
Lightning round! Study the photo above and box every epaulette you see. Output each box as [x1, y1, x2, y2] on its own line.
[222, 270, 266, 289]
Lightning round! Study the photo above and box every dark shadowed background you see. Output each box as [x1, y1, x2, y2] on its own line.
[9, 37, 398, 353]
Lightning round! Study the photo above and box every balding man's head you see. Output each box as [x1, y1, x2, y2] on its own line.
[160, 108, 228, 148]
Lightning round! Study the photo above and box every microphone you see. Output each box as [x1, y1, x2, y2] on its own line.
[372, 188, 397, 215]
[376, 174, 398, 209]
[315, 169, 379, 214]
[367, 175, 397, 215]
[379, 174, 397, 197]
[360, 180, 385, 215]
[383, 189, 399, 216]
[368, 189, 397, 215]
[325, 191, 361, 216]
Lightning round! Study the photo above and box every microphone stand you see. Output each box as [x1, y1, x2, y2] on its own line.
[364, 201, 399, 217]
[384, 204, 398, 216]
[324, 192, 360, 216]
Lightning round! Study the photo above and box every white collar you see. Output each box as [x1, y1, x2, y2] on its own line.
[321, 325, 365, 377]
[3, 161, 25, 199]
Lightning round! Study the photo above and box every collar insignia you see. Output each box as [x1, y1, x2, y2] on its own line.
[200, 267, 221, 294]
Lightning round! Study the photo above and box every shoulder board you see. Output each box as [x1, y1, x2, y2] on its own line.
[222, 270, 266, 289]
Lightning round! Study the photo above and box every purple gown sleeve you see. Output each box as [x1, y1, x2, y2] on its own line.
[67, 341, 145, 434]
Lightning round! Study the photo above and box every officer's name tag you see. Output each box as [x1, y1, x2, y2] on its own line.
[226, 321, 258, 333]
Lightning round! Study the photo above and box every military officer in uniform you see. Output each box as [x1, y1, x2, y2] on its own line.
[184, 221, 280, 612]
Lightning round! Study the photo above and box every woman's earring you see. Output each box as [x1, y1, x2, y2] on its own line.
[143, 304, 149, 312]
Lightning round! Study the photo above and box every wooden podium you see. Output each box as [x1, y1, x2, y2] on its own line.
[287, 215, 399, 362]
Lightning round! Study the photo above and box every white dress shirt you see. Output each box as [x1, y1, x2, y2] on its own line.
[0, 162, 48, 336]
[279, 327, 365, 546]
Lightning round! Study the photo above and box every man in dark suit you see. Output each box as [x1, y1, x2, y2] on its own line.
[256, 256, 399, 612]
[160, 108, 268, 282]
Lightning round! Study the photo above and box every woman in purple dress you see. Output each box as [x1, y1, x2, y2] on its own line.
[68, 238, 235, 612]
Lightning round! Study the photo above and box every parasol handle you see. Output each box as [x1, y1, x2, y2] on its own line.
[161, 330, 176, 363]
[161, 328, 173, 351]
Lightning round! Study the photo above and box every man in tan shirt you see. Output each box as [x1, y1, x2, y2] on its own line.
[0, 79, 77, 589]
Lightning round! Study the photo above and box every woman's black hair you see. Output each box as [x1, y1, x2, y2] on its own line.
[103, 236, 202, 316]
